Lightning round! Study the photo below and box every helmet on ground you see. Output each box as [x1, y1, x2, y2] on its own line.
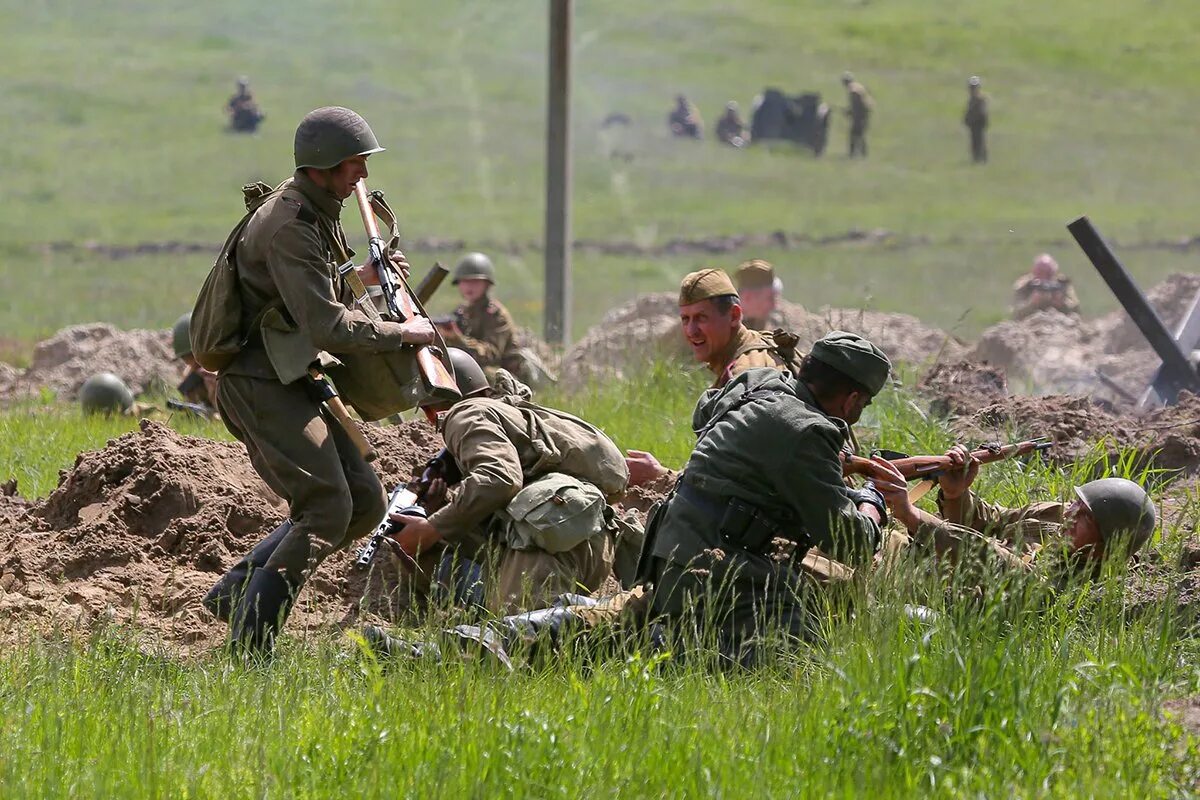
[172, 313, 192, 359]
[444, 348, 490, 400]
[294, 106, 384, 170]
[80, 373, 134, 416]
[1074, 478, 1156, 554]
[453, 252, 496, 285]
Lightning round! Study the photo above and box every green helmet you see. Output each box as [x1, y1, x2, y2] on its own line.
[172, 313, 192, 359]
[294, 106, 384, 170]
[80, 373, 134, 416]
[444, 348, 490, 400]
[1074, 478, 1156, 554]
[452, 252, 496, 285]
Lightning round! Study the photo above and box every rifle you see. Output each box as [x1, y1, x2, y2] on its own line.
[351, 179, 460, 405]
[166, 398, 214, 419]
[355, 448, 463, 568]
[414, 262, 450, 306]
[842, 438, 1053, 483]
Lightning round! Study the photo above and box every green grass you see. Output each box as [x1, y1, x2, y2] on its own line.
[2, 369, 1199, 796]
[3, 0, 1200, 352]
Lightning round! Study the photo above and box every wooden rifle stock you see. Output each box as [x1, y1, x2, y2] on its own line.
[843, 439, 1053, 481]
[351, 180, 459, 404]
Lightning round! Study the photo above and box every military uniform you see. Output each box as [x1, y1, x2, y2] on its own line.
[715, 108, 748, 147]
[227, 89, 264, 133]
[844, 78, 873, 158]
[669, 97, 703, 139]
[709, 324, 787, 389]
[734, 259, 781, 332]
[963, 87, 989, 164]
[428, 391, 628, 614]
[440, 296, 523, 376]
[643, 367, 884, 664]
[1010, 274, 1081, 320]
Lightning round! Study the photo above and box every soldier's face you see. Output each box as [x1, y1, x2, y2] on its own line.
[1065, 501, 1104, 559]
[680, 299, 740, 364]
[835, 390, 872, 425]
[457, 279, 489, 303]
[740, 286, 775, 321]
[325, 155, 371, 200]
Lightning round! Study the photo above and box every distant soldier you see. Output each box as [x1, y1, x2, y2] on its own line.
[668, 94, 703, 139]
[435, 252, 537, 384]
[841, 72, 873, 158]
[678, 268, 788, 390]
[1011, 254, 1080, 320]
[734, 259, 784, 331]
[715, 101, 749, 148]
[171, 313, 218, 413]
[79, 373, 134, 416]
[226, 76, 264, 133]
[963, 76, 989, 164]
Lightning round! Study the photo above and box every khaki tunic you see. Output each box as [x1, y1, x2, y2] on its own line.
[846, 82, 873, 126]
[440, 295, 523, 374]
[708, 325, 788, 389]
[428, 395, 629, 613]
[963, 93, 989, 129]
[1011, 274, 1081, 320]
[715, 110, 747, 145]
[216, 170, 412, 583]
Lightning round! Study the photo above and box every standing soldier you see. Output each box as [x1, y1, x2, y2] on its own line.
[715, 101, 749, 148]
[842, 72, 873, 158]
[203, 106, 434, 654]
[226, 76, 265, 133]
[668, 94, 704, 139]
[963, 76, 989, 164]
[435, 252, 528, 382]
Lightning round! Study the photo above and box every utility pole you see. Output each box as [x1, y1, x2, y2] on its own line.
[543, 0, 572, 344]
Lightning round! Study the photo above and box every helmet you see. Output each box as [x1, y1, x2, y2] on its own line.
[172, 313, 192, 359]
[294, 106, 384, 170]
[452, 252, 496, 285]
[443, 348, 490, 400]
[725, 101, 738, 112]
[968, 75, 982, 88]
[80, 373, 134, 416]
[1074, 478, 1156, 554]
[842, 71, 855, 85]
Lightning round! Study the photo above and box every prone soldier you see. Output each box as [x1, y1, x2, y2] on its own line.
[226, 76, 264, 133]
[715, 101, 749, 148]
[668, 94, 704, 139]
[1011, 254, 1081, 320]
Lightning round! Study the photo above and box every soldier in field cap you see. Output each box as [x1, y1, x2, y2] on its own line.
[734, 259, 783, 332]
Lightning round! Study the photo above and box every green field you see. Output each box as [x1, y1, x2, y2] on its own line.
[2, 0, 1199, 354]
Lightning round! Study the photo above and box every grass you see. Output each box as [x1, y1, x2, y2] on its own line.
[2, 367, 1199, 795]
[2, 0, 1200, 351]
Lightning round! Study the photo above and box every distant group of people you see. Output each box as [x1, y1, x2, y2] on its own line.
[669, 71, 991, 162]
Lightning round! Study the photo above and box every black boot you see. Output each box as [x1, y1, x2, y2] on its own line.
[203, 520, 293, 622]
[230, 568, 298, 656]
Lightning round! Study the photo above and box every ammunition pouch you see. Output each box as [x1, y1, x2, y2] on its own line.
[676, 482, 797, 556]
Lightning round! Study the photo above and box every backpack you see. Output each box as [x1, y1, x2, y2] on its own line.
[495, 472, 608, 554]
[189, 182, 286, 372]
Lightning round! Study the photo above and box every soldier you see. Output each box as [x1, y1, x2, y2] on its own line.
[668, 94, 703, 139]
[715, 101, 749, 148]
[385, 349, 628, 614]
[678, 268, 788, 390]
[203, 106, 434, 654]
[1011, 253, 1081, 320]
[226, 77, 264, 133]
[79, 373, 134, 416]
[877, 445, 1156, 583]
[842, 71, 873, 158]
[171, 313, 218, 412]
[963, 75, 989, 164]
[641, 332, 899, 665]
[734, 259, 782, 331]
[434, 253, 526, 381]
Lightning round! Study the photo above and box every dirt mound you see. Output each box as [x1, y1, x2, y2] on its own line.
[1099, 272, 1200, 353]
[561, 295, 963, 385]
[953, 391, 1200, 476]
[0, 323, 177, 404]
[919, 360, 1009, 418]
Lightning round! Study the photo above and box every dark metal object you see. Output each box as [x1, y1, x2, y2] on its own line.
[1141, 289, 1200, 408]
[543, 0, 573, 344]
[749, 89, 830, 155]
[414, 262, 449, 305]
[1067, 216, 1200, 403]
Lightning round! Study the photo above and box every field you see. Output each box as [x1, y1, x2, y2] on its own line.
[2, 0, 1200, 356]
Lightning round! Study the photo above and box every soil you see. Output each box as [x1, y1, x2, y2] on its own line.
[0, 323, 178, 404]
[919, 360, 1009, 418]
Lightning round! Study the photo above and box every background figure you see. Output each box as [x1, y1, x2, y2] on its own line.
[668, 94, 703, 139]
[841, 71, 873, 158]
[1010, 253, 1081, 320]
[226, 76, 264, 133]
[964, 75, 989, 163]
[715, 101, 749, 148]
[734, 259, 779, 331]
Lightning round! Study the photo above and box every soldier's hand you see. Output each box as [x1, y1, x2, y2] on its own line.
[869, 455, 917, 528]
[938, 444, 979, 500]
[356, 261, 381, 286]
[387, 514, 443, 557]
[389, 249, 412, 279]
[625, 449, 669, 487]
[399, 316, 435, 345]
[421, 477, 449, 513]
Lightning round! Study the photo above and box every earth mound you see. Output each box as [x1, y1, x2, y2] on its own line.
[919, 360, 1009, 418]
[0, 323, 177, 404]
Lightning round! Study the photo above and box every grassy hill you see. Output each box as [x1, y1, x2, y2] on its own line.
[2, 0, 1199, 351]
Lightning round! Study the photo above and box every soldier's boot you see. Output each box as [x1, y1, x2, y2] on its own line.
[229, 568, 299, 656]
[203, 520, 293, 622]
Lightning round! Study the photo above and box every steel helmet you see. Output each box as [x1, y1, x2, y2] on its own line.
[452, 252, 496, 285]
[1074, 478, 1156, 555]
[80, 373, 134, 416]
[294, 106, 384, 170]
[172, 313, 192, 359]
[436, 348, 490, 402]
